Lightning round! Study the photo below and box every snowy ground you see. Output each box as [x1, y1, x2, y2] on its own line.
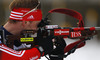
[39, 36, 100, 60]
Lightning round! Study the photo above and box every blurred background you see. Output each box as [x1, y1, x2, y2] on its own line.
[0, 0, 100, 60]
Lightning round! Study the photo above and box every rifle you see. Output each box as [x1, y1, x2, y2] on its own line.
[6, 8, 100, 59]
[37, 8, 100, 59]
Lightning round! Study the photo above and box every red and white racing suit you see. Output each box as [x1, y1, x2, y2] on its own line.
[0, 44, 41, 60]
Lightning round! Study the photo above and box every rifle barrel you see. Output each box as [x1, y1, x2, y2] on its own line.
[72, 27, 100, 31]
[84, 27, 100, 30]
[45, 25, 100, 30]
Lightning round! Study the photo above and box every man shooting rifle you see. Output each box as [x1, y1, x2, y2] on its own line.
[0, 0, 66, 60]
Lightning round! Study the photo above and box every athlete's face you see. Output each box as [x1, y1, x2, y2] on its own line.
[23, 21, 40, 31]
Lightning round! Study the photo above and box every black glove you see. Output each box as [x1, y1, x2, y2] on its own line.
[49, 36, 66, 60]
[35, 29, 54, 55]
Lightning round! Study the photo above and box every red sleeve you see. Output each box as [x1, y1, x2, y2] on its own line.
[0, 44, 41, 60]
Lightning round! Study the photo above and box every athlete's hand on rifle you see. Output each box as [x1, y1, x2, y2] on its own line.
[35, 29, 54, 55]
[49, 36, 66, 60]
[81, 30, 95, 36]
[81, 29, 97, 39]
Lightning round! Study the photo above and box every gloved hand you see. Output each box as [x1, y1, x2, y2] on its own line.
[81, 30, 95, 36]
[49, 36, 66, 60]
[35, 29, 54, 56]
